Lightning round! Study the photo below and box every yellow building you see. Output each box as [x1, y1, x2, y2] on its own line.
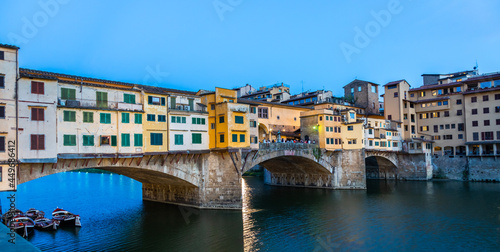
[199, 88, 250, 150]
[340, 109, 364, 149]
[141, 87, 169, 154]
[300, 109, 342, 150]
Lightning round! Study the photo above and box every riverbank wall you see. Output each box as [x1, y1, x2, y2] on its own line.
[432, 156, 500, 181]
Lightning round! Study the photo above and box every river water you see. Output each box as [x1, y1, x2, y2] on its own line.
[1, 172, 499, 251]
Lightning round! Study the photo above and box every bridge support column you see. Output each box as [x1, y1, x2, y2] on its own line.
[336, 149, 366, 189]
[142, 152, 243, 210]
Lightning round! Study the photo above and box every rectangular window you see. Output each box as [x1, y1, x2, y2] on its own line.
[147, 114, 155, 121]
[232, 134, 238, 142]
[83, 112, 93, 123]
[0, 106, 4, 119]
[100, 136, 110, 145]
[174, 134, 184, 145]
[220, 134, 225, 143]
[473, 132, 479, 141]
[158, 115, 166, 122]
[82, 135, 94, 146]
[96, 91, 108, 108]
[458, 134, 463, 139]
[121, 133, 130, 147]
[483, 95, 489, 101]
[240, 134, 245, 142]
[122, 113, 130, 123]
[150, 133, 163, 146]
[258, 108, 268, 119]
[496, 94, 500, 100]
[31, 108, 44, 121]
[394, 92, 398, 98]
[456, 99, 462, 104]
[149, 96, 161, 105]
[472, 121, 478, 127]
[457, 110, 462, 116]
[472, 109, 477, 115]
[111, 135, 117, 146]
[0, 75, 4, 89]
[219, 116, 225, 123]
[347, 126, 353, 131]
[444, 111, 449, 117]
[484, 120, 490, 126]
[211, 104, 215, 110]
[170, 97, 176, 108]
[483, 107, 489, 114]
[100, 113, 111, 124]
[30, 134, 45, 150]
[134, 134, 143, 147]
[31, 81, 44, 94]
[0, 51, 3, 60]
[234, 116, 243, 124]
[63, 134, 76, 146]
[124, 94, 136, 104]
[135, 114, 142, 124]
[471, 97, 477, 103]
[458, 123, 464, 131]
[0, 136, 4, 152]
[63, 110, 76, 122]
[61, 88, 76, 100]
[192, 133, 202, 144]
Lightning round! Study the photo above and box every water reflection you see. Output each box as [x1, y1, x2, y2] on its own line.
[1, 173, 499, 251]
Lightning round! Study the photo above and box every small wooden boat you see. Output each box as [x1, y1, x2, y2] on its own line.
[26, 208, 45, 219]
[34, 217, 58, 230]
[1, 209, 24, 225]
[52, 208, 81, 227]
[7, 215, 35, 238]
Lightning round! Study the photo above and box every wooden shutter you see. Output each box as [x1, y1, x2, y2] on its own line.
[39, 108, 44, 121]
[31, 108, 37, 120]
[31, 135, 37, 150]
[148, 96, 153, 104]
[31, 82, 37, 94]
[39, 135, 45, 150]
[188, 99, 194, 110]
[170, 97, 176, 108]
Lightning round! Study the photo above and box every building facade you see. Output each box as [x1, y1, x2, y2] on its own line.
[343, 79, 380, 114]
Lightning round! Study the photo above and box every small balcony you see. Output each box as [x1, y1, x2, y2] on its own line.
[58, 98, 143, 112]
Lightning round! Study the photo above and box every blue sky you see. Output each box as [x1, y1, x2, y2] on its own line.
[1, 0, 499, 97]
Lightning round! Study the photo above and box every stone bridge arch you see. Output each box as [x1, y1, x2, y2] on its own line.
[240, 143, 365, 189]
[365, 151, 399, 179]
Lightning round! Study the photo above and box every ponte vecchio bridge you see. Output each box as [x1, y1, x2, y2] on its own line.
[18, 143, 431, 209]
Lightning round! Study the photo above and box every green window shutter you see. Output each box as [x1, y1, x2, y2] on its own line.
[170, 97, 176, 108]
[111, 135, 117, 146]
[235, 116, 244, 124]
[83, 112, 93, 123]
[188, 99, 194, 111]
[201, 118, 205, 125]
[182, 117, 186, 124]
[96, 91, 108, 108]
[61, 88, 76, 100]
[240, 134, 245, 142]
[124, 94, 136, 104]
[64, 135, 76, 146]
[121, 133, 130, 147]
[197, 118, 201, 124]
[134, 134, 143, 147]
[64, 111, 76, 122]
[192, 117, 196, 124]
[232, 134, 237, 142]
[61, 88, 68, 99]
[148, 96, 153, 104]
[100, 113, 111, 124]
[161, 97, 165, 106]
[171, 116, 175, 123]
[192, 133, 202, 144]
[100, 113, 105, 123]
[135, 114, 142, 124]
[69, 89, 76, 100]
[175, 134, 184, 145]
[150, 133, 163, 146]
[83, 135, 94, 146]
[176, 117, 181, 123]
[122, 113, 130, 123]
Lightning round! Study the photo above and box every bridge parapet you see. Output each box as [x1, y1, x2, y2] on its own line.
[258, 142, 318, 150]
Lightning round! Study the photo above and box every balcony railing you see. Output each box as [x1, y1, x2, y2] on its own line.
[58, 98, 143, 111]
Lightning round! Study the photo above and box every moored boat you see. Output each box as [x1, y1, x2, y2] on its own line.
[1, 209, 24, 225]
[34, 217, 59, 230]
[26, 208, 45, 219]
[52, 208, 81, 227]
[7, 215, 35, 238]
